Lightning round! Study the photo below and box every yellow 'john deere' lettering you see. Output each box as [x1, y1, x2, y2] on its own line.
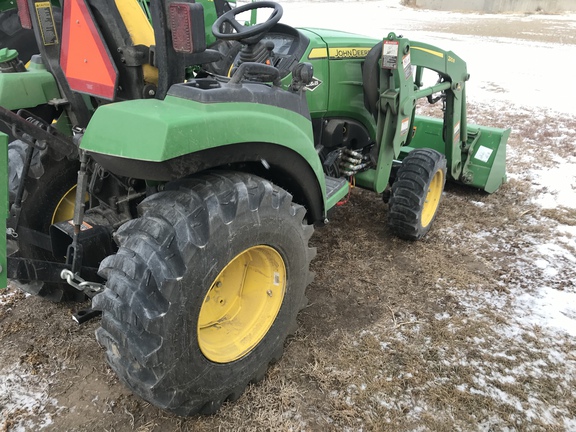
[308, 47, 371, 60]
[328, 47, 370, 59]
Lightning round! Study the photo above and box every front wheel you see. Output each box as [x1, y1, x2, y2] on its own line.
[94, 171, 315, 415]
[388, 148, 447, 240]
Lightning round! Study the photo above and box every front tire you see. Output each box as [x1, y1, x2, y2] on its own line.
[388, 148, 447, 240]
[94, 171, 315, 415]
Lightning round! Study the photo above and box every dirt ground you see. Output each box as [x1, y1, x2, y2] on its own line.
[1, 6, 575, 432]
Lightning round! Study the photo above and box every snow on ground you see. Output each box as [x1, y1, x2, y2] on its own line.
[0, 362, 60, 431]
[0, 287, 17, 307]
[530, 158, 576, 209]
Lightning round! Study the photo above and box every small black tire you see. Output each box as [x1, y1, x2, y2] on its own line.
[388, 148, 447, 240]
[8, 140, 83, 302]
[93, 171, 315, 415]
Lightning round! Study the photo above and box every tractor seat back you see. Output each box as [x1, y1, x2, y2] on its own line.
[362, 41, 384, 119]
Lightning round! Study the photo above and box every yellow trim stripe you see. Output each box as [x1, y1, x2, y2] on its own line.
[308, 47, 328, 59]
[412, 46, 444, 58]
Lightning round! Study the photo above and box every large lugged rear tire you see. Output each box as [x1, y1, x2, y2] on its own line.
[8, 140, 83, 301]
[93, 171, 315, 415]
[388, 148, 447, 240]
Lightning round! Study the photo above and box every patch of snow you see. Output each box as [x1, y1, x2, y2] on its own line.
[530, 163, 576, 209]
[0, 288, 17, 306]
[514, 286, 576, 337]
[0, 363, 61, 431]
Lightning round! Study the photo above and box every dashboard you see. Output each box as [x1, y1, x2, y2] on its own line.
[232, 24, 310, 77]
[263, 33, 297, 56]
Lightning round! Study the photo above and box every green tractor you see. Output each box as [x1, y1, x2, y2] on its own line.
[0, 0, 509, 415]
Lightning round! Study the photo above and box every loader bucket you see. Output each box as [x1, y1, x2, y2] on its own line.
[409, 116, 510, 193]
[462, 124, 510, 194]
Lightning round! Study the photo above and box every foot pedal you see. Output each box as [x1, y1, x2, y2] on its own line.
[325, 176, 348, 200]
[324, 175, 349, 209]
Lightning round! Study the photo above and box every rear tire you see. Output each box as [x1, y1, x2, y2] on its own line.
[94, 171, 315, 415]
[388, 148, 446, 240]
[8, 140, 83, 302]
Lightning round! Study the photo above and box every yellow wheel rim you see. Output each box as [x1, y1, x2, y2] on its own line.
[198, 245, 286, 363]
[421, 169, 444, 228]
[51, 185, 89, 225]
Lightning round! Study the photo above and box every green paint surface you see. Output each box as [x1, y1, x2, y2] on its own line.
[82, 95, 327, 200]
[82, 96, 315, 162]
[0, 62, 60, 110]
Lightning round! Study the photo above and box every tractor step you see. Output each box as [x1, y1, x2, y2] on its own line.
[325, 175, 349, 210]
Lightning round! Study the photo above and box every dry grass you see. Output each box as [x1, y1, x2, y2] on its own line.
[1, 103, 575, 431]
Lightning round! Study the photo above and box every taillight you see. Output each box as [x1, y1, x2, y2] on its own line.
[169, 3, 193, 53]
[17, 0, 33, 29]
[168, 3, 205, 54]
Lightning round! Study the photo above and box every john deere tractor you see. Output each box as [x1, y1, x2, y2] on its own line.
[0, 0, 509, 415]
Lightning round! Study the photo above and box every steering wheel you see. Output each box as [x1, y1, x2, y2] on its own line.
[212, 1, 283, 44]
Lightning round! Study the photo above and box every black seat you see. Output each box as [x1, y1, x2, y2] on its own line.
[362, 41, 384, 118]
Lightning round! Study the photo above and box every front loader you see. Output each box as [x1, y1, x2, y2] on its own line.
[0, 0, 509, 415]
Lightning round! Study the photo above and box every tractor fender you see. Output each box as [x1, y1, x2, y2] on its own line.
[0, 58, 61, 110]
[82, 96, 327, 222]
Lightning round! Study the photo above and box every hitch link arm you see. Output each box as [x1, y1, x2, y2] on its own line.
[60, 269, 103, 297]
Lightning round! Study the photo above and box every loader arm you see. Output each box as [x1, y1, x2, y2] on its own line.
[356, 33, 509, 194]
[410, 41, 468, 181]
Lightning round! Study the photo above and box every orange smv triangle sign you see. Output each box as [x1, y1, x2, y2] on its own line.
[60, 0, 118, 100]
